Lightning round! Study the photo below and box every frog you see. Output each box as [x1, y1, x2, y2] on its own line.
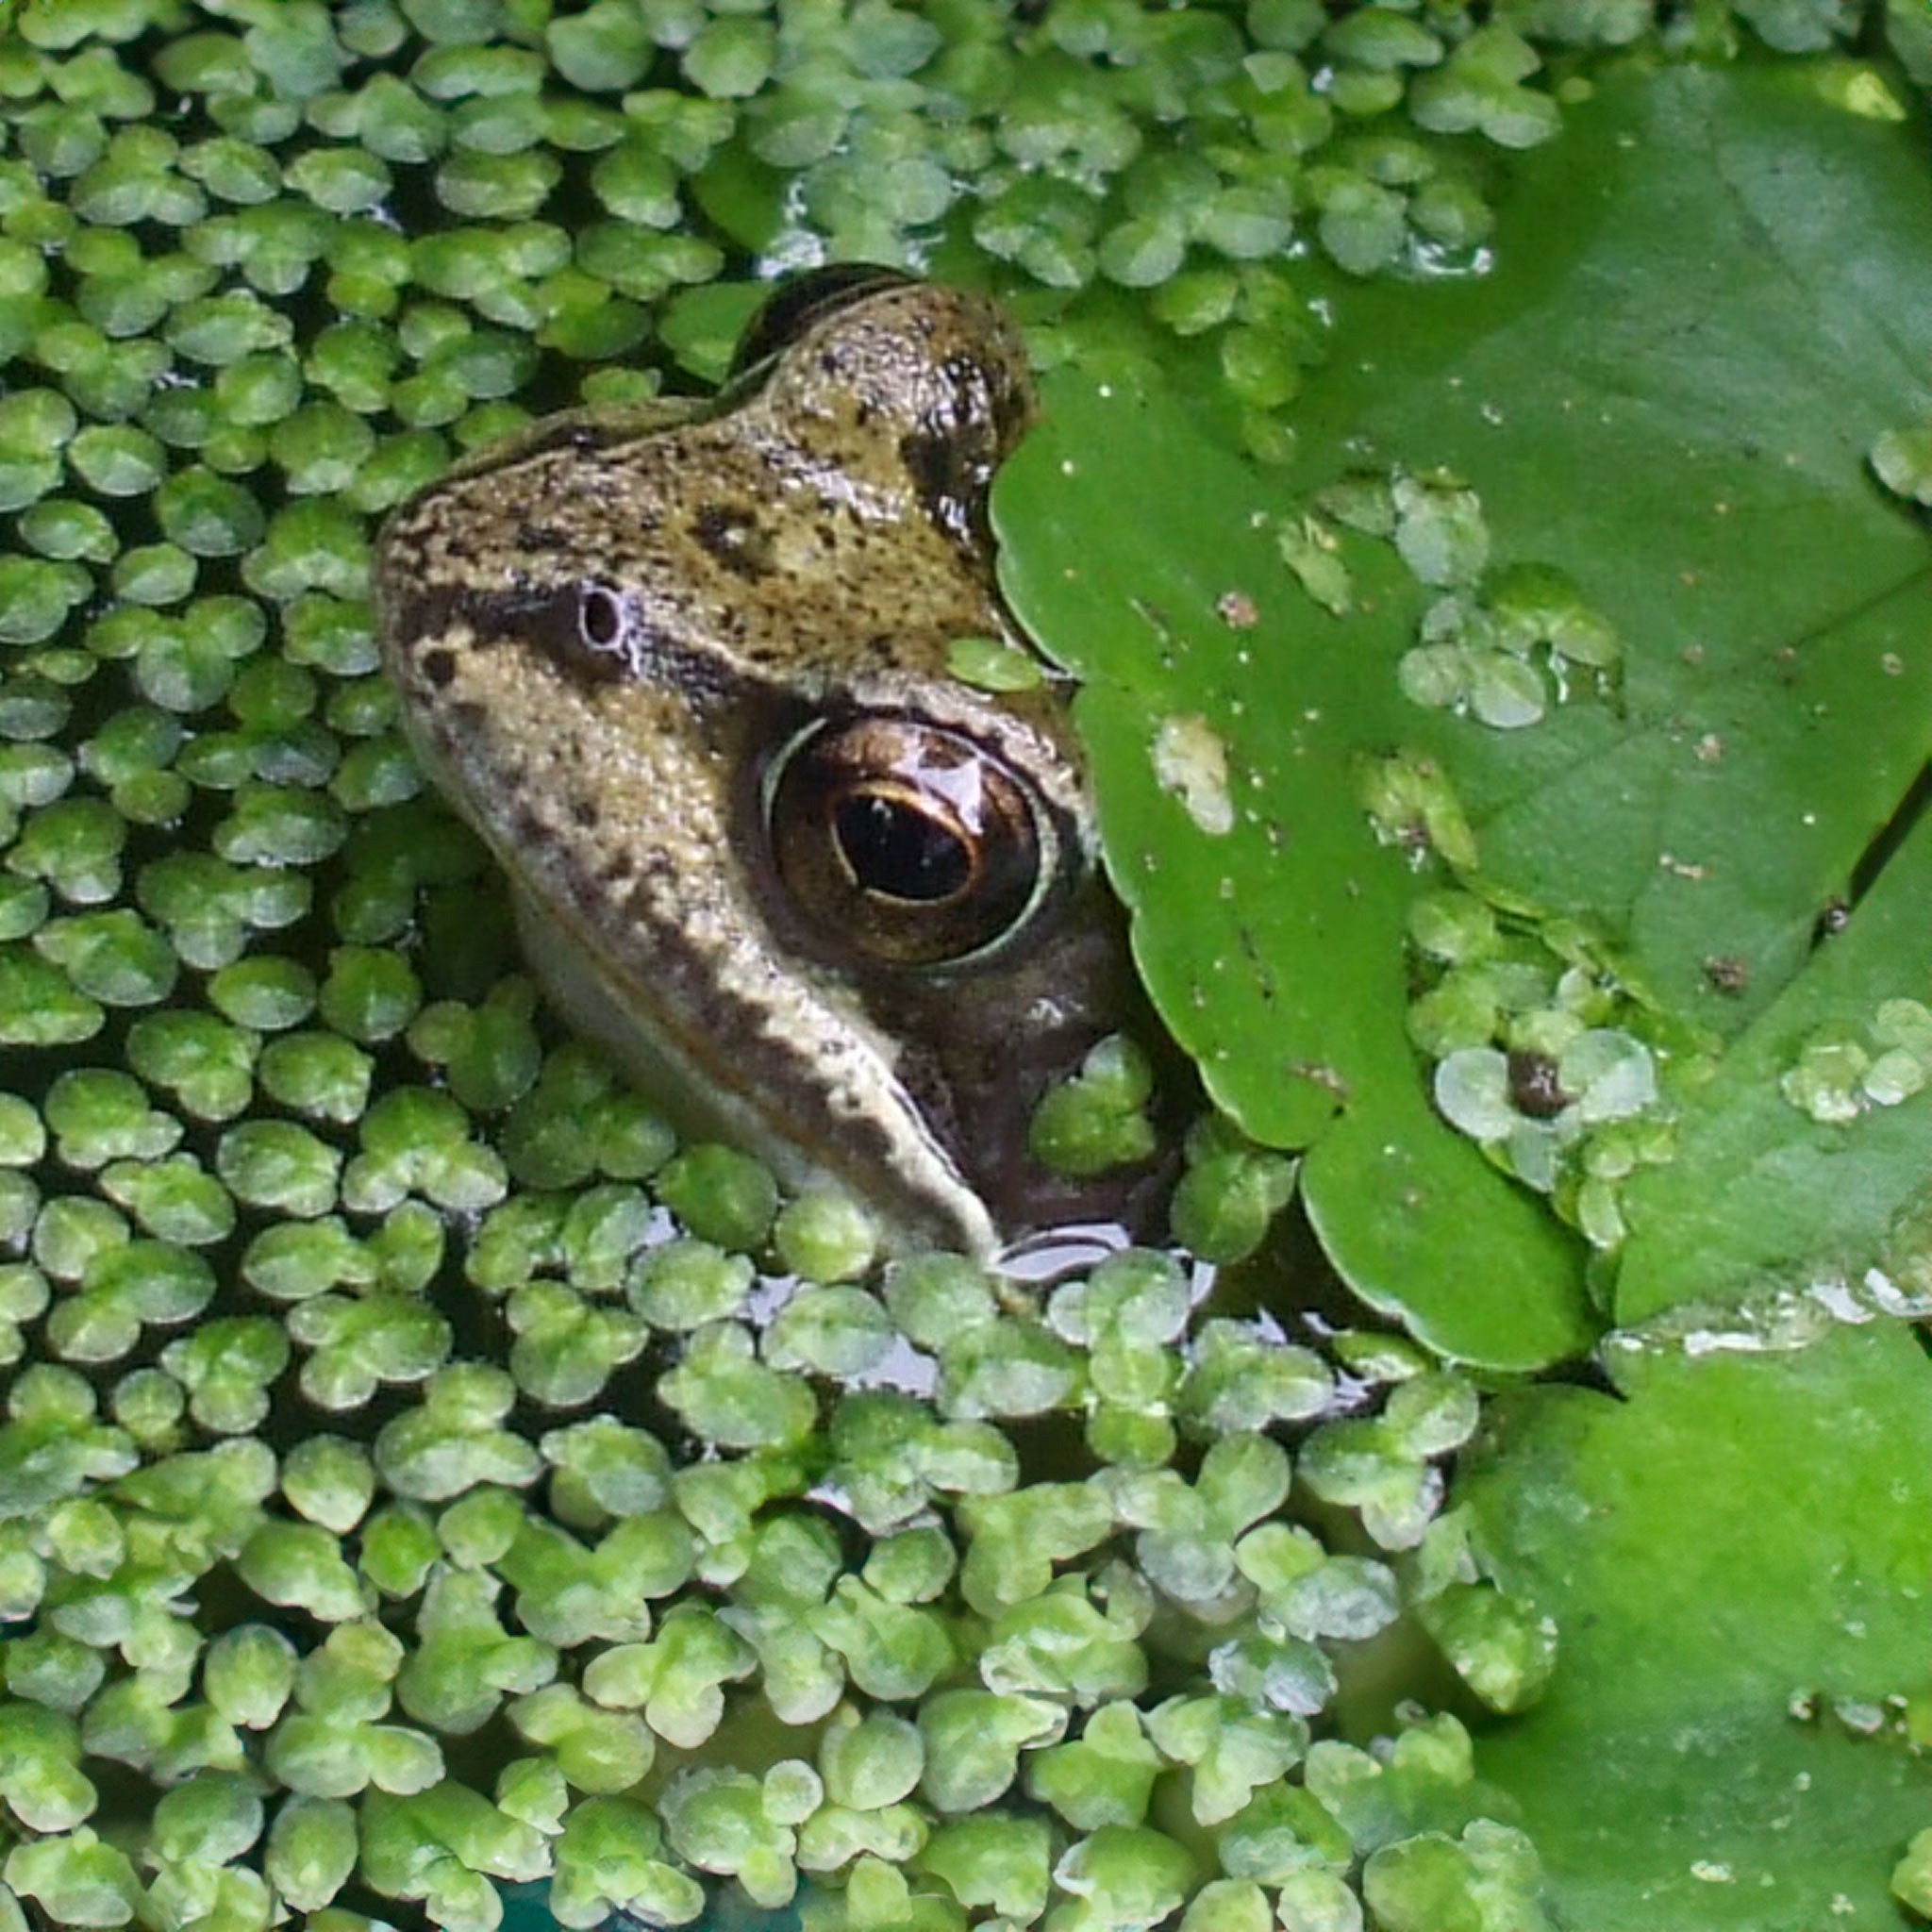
[375, 265, 1165, 1260]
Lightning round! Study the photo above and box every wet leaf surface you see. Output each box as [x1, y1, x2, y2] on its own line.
[1458, 1319, 1932, 1931]
[1279, 60, 1932, 1045]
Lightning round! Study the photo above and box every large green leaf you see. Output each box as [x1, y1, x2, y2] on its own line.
[1278, 59, 1932, 1041]
[994, 60, 1932, 1365]
[1457, 1318, 1932, 1930]
[997, 358, 1593, 1370]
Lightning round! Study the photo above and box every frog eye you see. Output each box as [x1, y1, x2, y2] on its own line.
[764, 716, 1051, 968]
[729, 264, 915, 379]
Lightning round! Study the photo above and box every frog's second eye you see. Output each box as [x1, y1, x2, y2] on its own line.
[765, 716, 1050, 969]
[729, 263, 912, 378]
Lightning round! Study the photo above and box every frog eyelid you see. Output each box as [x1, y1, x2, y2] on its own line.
[727, 263, 917, 383]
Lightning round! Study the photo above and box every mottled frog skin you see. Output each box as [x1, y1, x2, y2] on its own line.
[375, 268, 1154, 1257]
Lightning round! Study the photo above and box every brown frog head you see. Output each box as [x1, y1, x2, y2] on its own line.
[375, 267, 1165, 1257]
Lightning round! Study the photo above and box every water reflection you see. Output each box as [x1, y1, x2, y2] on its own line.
[499, 1882, 806, 1932]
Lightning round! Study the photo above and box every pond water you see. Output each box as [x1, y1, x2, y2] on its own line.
[498, 1882, 804, 1932]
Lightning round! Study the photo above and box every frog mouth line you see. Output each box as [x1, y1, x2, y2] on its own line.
[500, 849, 1007, 1263]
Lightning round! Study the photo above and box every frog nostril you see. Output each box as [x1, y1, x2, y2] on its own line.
[579, 585, 625, 652]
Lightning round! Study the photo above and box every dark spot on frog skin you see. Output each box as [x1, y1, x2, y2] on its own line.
[421, 647, 457, 689]
[898, 430, 977, 548]
[691, 503, 774, 579]
[897, 357, 1032, 550]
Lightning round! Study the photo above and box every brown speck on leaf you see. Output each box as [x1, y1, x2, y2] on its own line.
[1681, 643, 1705, 666]
[1508, 1050, 1570, 1120]
[1217, 591, 1260, 629]
[1703, 954, 1750, 994]
[1694, 733, 1724, 763]
[1882, 653, 1905, 676]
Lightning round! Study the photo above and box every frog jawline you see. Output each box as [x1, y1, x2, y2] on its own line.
[508, 886, 1002, 1262]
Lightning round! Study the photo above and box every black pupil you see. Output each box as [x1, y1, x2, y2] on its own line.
[835, 792, 971, 903]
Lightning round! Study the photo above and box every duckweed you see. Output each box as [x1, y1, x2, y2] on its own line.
[1871, 420, 1932, 504]
[1028, 1033, 1160, 1178]
[1780, 998, 1932, 1121]
[1404, 877, 1688, 1250]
